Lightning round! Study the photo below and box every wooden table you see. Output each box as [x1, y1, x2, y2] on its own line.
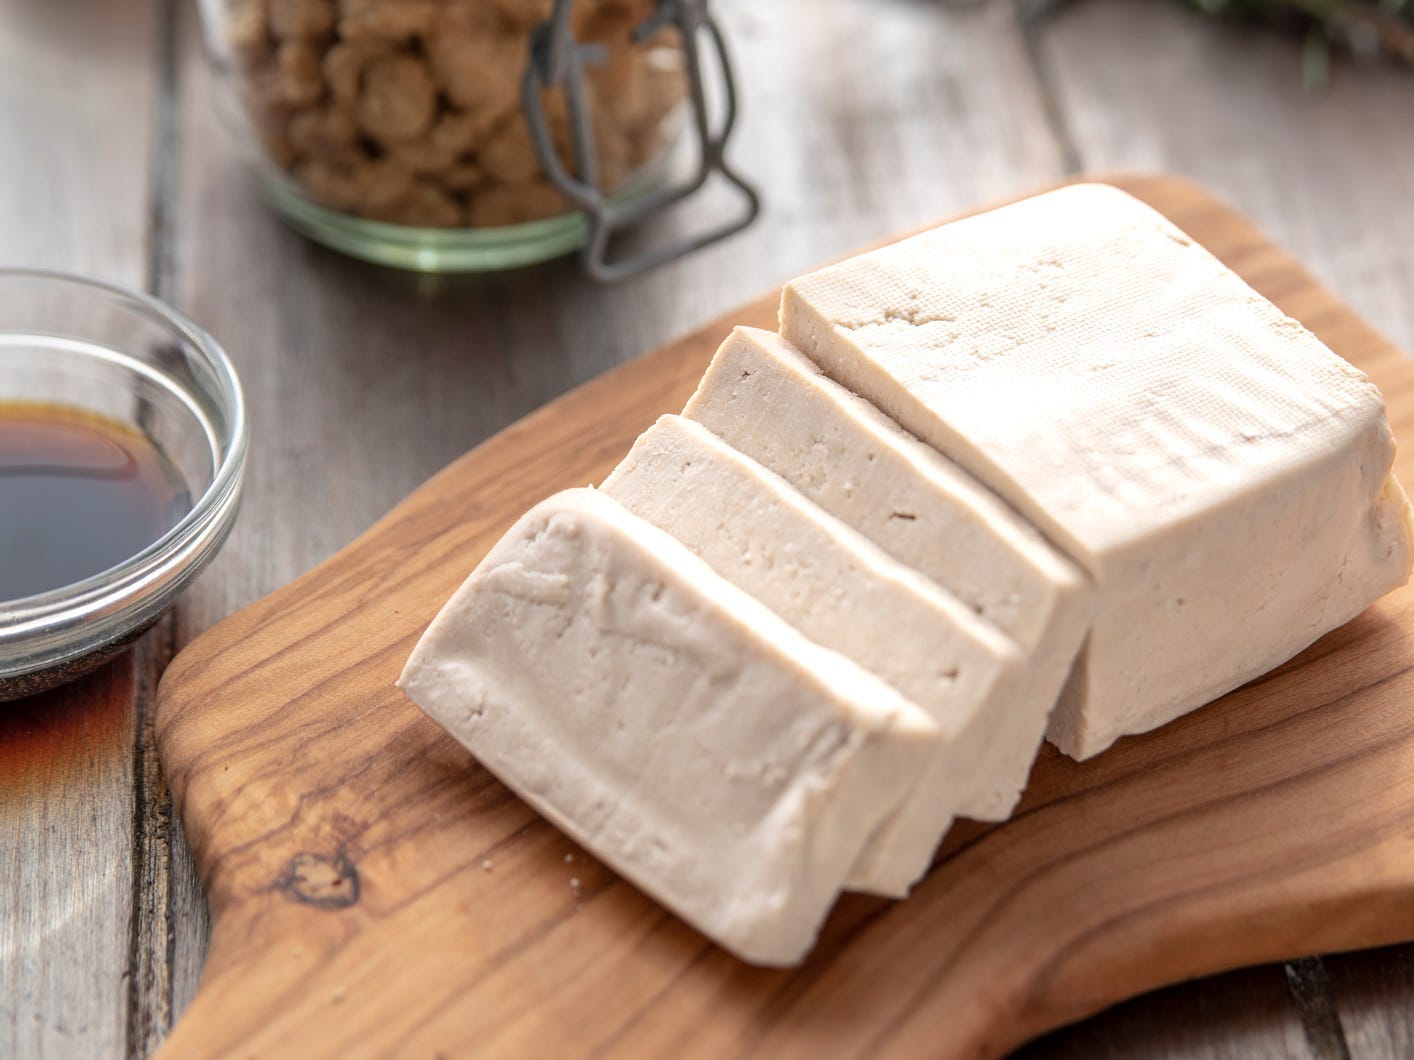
[3, 2, 1412, 1057]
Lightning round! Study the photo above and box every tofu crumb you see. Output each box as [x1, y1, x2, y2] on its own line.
[481, 859, 493, 872]
[563, 853, 574, 863]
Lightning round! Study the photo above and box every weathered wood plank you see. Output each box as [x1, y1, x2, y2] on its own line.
[0, 665, 139, 1060]
[0, 5, 160, 1059]
[1323, 946, 1414, 1058]
[0, 6, 158, 282]
[1033, 0, 1414, 353]
[1017, 964, 1316, 1059]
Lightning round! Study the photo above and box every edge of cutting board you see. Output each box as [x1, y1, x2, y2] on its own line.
[154, 173, 1414, 1060]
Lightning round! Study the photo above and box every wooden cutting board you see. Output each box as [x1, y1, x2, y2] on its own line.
[155, 174, 1414, 1059]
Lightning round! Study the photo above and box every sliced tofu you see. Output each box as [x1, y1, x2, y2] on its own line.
[782, 182, 1414, 759]
[398, 487, 938, 965]
[602, 415, 1029, 897]
[684, 326, 1092, 786]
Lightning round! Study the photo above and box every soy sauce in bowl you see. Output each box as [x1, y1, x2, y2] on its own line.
[0, 270, 247, 703]
[0, 402, 191, 601]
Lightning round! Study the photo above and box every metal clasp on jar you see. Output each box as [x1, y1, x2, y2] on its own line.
[522, 0, 761, 282]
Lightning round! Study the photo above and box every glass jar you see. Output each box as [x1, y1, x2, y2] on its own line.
[198, 0, 752, 274]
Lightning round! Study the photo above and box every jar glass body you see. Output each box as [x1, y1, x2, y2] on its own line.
[198, 0, 688, 271]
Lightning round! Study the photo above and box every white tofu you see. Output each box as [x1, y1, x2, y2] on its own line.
[782, 182, 1414, 759]
[398, 487, 938, 965]
[602, 415, 1029, 897]
[683, 326, 1092, 787]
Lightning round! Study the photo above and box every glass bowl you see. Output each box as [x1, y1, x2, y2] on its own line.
[0, 271, 247, 701]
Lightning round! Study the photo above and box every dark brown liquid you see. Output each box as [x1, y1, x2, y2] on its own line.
[0, 402, 191, 602]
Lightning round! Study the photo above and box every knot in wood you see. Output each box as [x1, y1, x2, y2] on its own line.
[277, 851, 360, 910]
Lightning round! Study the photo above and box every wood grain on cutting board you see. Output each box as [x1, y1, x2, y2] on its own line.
[155, 175, 1414, 1059]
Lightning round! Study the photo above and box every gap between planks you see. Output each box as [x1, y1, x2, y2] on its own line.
[1285, 958, 1353, 1060]
[126, 0, 185, 1055]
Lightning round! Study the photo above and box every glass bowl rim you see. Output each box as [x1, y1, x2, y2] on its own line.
[0, 268, 249, 675]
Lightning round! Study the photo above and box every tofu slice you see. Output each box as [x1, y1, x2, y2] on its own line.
[398, 487, 938, 965]
[683, 326, 1092, 781]
[782, 182, 1414, 759]
[602, 415, 1029, 897]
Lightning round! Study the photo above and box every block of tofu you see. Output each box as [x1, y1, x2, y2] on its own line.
[397, 488, 939, 965]
[782, 182, 1414, 759]
[683, 327, 1093, 774]
[602, 415, 1030, 897]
